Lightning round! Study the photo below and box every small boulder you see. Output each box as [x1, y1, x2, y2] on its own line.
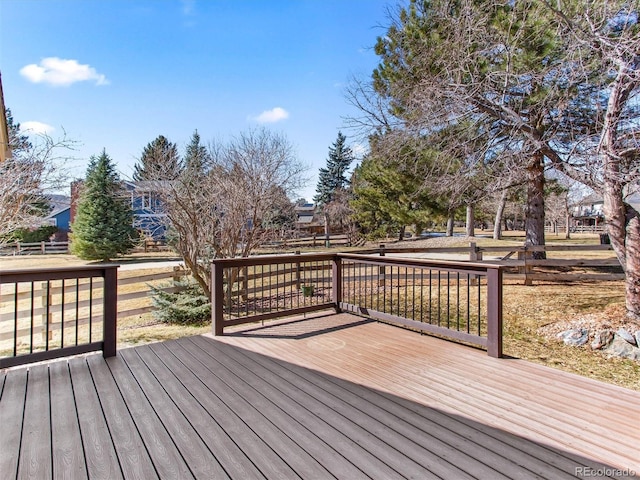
[635, 331, 640, 348]
[558, 328, 589, 347]
[604, 336, 640, 361]
[591, 329, 614, 350]
[617, 328, 637, 346]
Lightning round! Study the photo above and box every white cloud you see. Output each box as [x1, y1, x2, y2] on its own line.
[181, 0, 195, 15]
[20, 57, 109, 87]
[251, 107, 290, 124]
[20, 121, 55, 135]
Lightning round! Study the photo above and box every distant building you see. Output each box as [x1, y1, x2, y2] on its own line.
[294, 203, 323, 235]
[572, 193, 604, 227]
[125, 181, 168, 241]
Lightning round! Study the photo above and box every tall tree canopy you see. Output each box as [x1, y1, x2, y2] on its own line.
[71, 151, 137, 261]
[133, 135, 181, 181]
[148, 129, 305, 297]
[351, 0, 640, 317]
[369, 0, 570, 252]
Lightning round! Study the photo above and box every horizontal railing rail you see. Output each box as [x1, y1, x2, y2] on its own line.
[0, 265, 118, 368]
[212, 253, 503, 357]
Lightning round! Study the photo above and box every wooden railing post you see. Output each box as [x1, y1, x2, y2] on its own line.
[332, 255, 342, 313]
[102, 266, 118, 358]
[486, 267, 503, 358]
[212, 260, 225, 336]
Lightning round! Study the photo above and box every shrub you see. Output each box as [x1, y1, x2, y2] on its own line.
[150, 279, 211, 325]
[12, 225, 59, 243]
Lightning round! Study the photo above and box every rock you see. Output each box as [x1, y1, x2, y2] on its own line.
[591, 329, 614, 350]
[617, 328, 637, 346]
[558, 328, 589, 347]
[604, 336, 640, 361]
[636, 331, 640, 348]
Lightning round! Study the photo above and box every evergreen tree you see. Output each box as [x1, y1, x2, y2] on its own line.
[314, 132, 355, 244]
[71, 150, 137, 261]
[314, 132, 354, 206]
[5, 108, 32, 152]
[133, 135, 181, 181]
[183, 130, 210, 175]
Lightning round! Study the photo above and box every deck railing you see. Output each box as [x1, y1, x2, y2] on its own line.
[212, 253, 503, 357]
[0, 265, 118, 368]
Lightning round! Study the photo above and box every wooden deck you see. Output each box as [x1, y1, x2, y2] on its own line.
[1, 313, 638, 479]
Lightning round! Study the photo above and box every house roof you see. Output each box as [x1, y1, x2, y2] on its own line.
[46, 206, 71, 219]
[296, 214, 315, 224]
[295, 204, 316, 212]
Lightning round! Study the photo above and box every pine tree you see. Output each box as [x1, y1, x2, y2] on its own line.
[314, 132, 354, 206]
[71, 150, 137, 261]
[133, 135, 181, 181]
[183, 130, 210, 175]
[314, 132, 355, 245]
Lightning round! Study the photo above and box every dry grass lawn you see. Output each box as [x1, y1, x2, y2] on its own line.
[2, 239, 639, 391]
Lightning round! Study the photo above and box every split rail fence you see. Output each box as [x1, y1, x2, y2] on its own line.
[359, 243, 621, 285]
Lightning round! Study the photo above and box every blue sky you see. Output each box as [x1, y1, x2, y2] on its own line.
[1, 0, 393, 201]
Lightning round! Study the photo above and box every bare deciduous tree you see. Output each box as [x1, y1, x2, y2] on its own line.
[0, 133, 72, 245]
[153, 129, 305, 297]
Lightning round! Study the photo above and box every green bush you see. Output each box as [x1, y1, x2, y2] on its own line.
[12, 225, 59, 243]
[150, 280, 211, 325]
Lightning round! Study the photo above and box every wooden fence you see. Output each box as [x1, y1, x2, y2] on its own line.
[0, 239, 172, 256]
[262, 234, 351, 249]
[0, 241, 70, 255]
[360, 243, 621, 285]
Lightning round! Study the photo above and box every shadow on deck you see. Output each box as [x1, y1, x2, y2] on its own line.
[1, 313, 638, 479]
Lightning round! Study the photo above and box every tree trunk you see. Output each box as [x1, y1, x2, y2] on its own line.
[446, 214, 454, 236]
[493, 190, 507, 240]
[603, 176, 640, 318]
[565, 211, 571, 240]
[623, 212, 640, 318]
[398, 225, 406, 241]
[466, 204, 475, 237]
[323, 212, 331, 247]
[525, 152, 546, 259]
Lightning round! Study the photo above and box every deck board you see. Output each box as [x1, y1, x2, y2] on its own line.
[20, 364, 52, 479]
[0, 366, 27, 477]
[67, 357, 123, 480]
[1, 312, 639, 479]
[49, 360, 87, 480]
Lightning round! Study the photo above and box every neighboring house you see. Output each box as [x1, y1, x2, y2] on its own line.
[572, 193, 604, 227]
[294, 203, 324, 235]
[125, 181, 168, 241]
[38, 194, 71, 241]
